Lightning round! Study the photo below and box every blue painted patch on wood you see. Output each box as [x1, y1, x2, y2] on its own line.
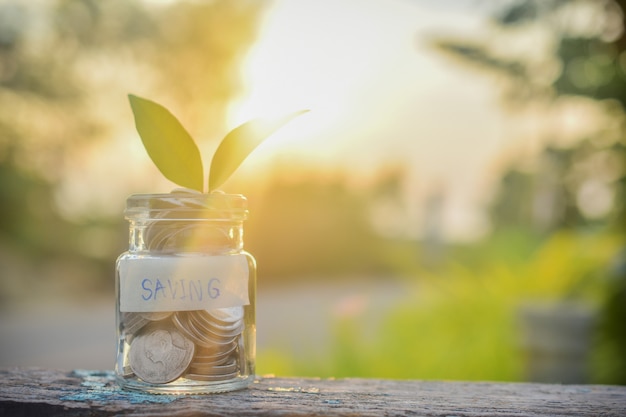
[59, 370, 178, 404]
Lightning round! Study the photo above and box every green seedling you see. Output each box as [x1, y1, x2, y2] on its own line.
[129, 94, 307, 192]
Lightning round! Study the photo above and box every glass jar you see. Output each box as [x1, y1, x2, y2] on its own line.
[115, 191, 256, 394]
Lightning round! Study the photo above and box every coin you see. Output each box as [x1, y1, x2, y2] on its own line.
[193, 310, 243, 336]
[129, 323, 195, 384]
[189, 312, 242, 341]
[191, 349, 237, 369]
[185, 371, 239, 382]
[140, 312, 173, 321]
[186, 313, 238, 346]
[206, 307, 244, 325]
[172, 312, 198, 340]
[194, 341, 237, 362]
[121, 365, 135, 377]
[169, 309, 245, 383]
[189, 358, 238, 376]
[123, 313, 150, 339]
[174, 312, 236, 347]
[146, 223, 191, 251]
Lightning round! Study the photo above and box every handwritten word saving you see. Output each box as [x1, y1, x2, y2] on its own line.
[141, 278, 221, 302]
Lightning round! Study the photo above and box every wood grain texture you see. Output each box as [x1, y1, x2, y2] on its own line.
[1, 368, 625, 416]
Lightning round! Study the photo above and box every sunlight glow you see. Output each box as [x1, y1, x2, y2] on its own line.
[229, 0, 505, 241]
[229, 0, 428, 165]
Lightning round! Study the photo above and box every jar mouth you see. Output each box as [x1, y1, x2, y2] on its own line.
[125, 192, 248, 221]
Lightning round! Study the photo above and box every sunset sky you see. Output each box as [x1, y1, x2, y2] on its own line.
[52, 0, 534, 242]
[227, 0, 513, 240]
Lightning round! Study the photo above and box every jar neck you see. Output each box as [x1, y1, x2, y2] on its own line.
[124, 192, 248, 255]
[129, 219, 244, 254]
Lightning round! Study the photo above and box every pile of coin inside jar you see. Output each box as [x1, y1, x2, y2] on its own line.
[118, 191, 251, 387]
[122, 307, 244, 384]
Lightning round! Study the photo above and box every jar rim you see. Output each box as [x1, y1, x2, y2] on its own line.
[124, 192, 248, 221]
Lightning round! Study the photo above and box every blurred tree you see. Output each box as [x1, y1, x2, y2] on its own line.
[435, 0, 625, 234]
[0, 0, 266, 302]
[245, 174, 387, 281]
[433, 0, 626, 384]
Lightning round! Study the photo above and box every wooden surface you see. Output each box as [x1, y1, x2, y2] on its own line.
[1, 368, 625, 416]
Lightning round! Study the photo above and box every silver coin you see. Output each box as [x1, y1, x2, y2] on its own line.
[188, 312, 243, 340]
[206, 307, 244, 324]
[191, 353, 232, 367]
[175, 312, 234, 347]
[172, 312, 204, 346]
[172, 312, 223, 348]
[194, 341, 238, 362]
[186, 314, 238, 346]
[129, 323, 195, 384]
[193, 311, 244, 336]
[192, 350, 237, 368]
[140, 312, 173, 321]
[123, 313, 150, 339]
[185, 370, 239, 382]
[189, 359, 238, 376]
[121, 365, 135, 377]
[146, 223, 190, 251]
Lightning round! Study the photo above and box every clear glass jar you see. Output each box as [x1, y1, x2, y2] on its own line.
[115, 192, 256, 394]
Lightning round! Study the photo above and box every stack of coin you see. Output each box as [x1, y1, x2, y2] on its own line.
[122, 312, 174, 341]
[173, 307, 244, 381]
[121, 307, 245, 384]
[121, 192, 247, 385]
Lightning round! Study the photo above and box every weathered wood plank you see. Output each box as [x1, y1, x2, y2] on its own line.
[0, 368, 625, 416]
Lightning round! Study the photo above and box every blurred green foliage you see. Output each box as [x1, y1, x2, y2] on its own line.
[0, 0, 265, 303]
[257, 0, 626, 383]
[436, 0, 625, 384]
[258, 230, 621, 382]
[244, 175, 388, 280]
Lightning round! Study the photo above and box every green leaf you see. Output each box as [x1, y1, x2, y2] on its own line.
[208, 110, 309, 192]
[128, 94, 204, 192]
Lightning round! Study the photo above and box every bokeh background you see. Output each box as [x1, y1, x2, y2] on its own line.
[0, 0, 625, 384]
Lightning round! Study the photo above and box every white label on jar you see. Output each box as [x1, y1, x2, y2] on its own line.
[118, 255, 250, 312]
